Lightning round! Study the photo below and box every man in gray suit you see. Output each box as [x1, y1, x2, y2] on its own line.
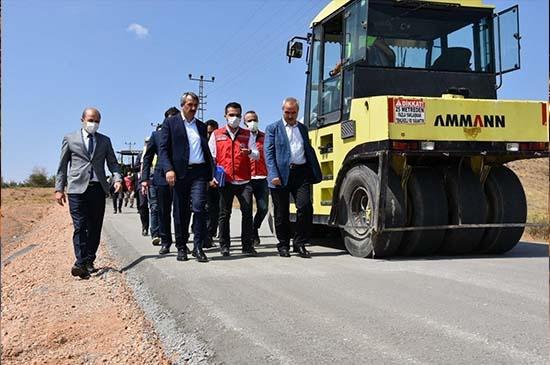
[55, 107, 122, 279]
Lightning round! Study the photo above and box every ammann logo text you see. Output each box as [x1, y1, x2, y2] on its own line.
[434, 114, 505, 128]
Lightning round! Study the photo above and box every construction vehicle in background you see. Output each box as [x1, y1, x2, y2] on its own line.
[282, 0, 549, 257]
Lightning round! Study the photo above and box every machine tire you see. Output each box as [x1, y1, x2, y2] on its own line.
[399, 168, 448, 256]
[440, 166, 487, 254]
[338, 164, 404, 258]
[478, 166, 526, 254]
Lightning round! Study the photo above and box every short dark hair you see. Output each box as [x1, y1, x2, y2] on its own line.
[164, 107, 179, 118]
[224, 102, 242, 115]
[205, 119, 219, 129]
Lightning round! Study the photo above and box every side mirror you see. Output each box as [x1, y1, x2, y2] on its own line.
[287, 41, 303, 63]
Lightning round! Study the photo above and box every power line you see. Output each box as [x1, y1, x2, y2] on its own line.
[188, 74, 215, 121]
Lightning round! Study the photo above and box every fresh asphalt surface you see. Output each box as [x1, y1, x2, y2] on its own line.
[103, 208, 548, 365]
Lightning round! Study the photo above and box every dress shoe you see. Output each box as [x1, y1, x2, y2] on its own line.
[242, 247, 258, 257]
[85, 263, 99, 274]
[113, 210, 117, 214]
[203, 236, 213, 249]
[195, 250, 208, 263]
[151, 237, 161, 246]
[142, 228, 148, 236]
[176, 249, 188, 261]
[220, 246, 230, 257]
[71, 265, 91, 279]
[278, 249, 290, 258]
[293, 246, 311, 258]
[158, 245, 170, 255]
[118, 208, 122, 213]
[253, 229, 261, 246]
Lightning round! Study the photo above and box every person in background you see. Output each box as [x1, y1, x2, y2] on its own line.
[55, 107, 122, 279]
[204, 119, 220, 248]
[264, 97, 322, 258]
[123, 171, 135, 208]
[141, 107, 180, 250]
[159, 92, 213, 263]
[137, 139, 150, 236]
[209, 102, 259, 257]
[244, 110, 269, 246]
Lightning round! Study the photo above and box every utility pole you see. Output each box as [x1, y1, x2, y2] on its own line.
[188, 74, 215, 121]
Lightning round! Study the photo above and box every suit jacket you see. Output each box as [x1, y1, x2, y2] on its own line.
[264, 119, 322, 189]
[158, 113, 214, 180]
[141, 130, 168, 186]
[55, 130, 122, 194]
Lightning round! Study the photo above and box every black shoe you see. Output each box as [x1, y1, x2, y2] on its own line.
[278, 249, 290, 258]
[71, 265, 91, 279]
[176, 249, 188, 261]
[294, 246, 311, 258]
[151, 237, 161, 246]
[203, 236, 213, 249]
[142, 228, 148, 236]
[159, 245, 170, 255]
[113, 210, 117, 214]
[220, 246, 230, 257]
[85, 263, 99, 274]
[118, 208, 122, 213]
[195, 250, 208, 263]
[242, 247, 258, 257]
[253, 229, 260, 246]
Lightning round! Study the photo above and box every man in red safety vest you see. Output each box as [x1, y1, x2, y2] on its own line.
[208, 102, 259, 257]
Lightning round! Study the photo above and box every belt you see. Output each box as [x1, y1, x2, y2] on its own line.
[289, 163, 307, 169]
[187, 163, 207, 169]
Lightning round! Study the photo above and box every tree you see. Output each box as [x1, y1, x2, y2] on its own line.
[25, 167, 54, 187]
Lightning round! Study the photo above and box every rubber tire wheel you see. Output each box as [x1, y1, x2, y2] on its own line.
[399, 168, 448, 256]
[440, 166, 488, 254]
[478, 166, 526, 254]
[338, 165, 404, 258]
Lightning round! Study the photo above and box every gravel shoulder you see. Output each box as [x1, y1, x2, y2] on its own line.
[1, 188, 172, 364]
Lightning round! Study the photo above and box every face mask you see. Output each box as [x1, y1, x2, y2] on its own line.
[227, 116, 241, 129]
[246, 121, 258, 133]
[82, 121, 99, 134]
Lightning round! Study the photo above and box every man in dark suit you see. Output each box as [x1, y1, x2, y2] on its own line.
[55, 107, 122, 279]
[141, 107, 182, 254]
[264, 97, 322, 258]
[159, 92, 213, 263]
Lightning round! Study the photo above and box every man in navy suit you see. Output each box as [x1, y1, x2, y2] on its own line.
[159, 92, 213, 263]
[264, 97, 322, 258]
[141, 107, 182, 254]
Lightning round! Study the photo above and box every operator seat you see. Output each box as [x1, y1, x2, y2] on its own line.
[431, 47, 472, 71]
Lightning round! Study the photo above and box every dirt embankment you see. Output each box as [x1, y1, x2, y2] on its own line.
[1, 188, 172, 364]
[507, 158, 549, 241]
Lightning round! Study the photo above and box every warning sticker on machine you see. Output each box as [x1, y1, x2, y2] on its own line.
[393, 98, 425, 124]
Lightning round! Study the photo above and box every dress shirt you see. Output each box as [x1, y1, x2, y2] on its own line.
[182, 113, 205, 164]
[82, 128, 99, 182]
[208, 126, 259, 185]
[283, 119, 306, 165]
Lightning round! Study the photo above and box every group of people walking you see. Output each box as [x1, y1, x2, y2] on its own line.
[54, 92, 321, 278]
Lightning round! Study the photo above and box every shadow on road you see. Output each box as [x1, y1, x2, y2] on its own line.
[119, 254, 175, 272]
[387, 241, 548, 261]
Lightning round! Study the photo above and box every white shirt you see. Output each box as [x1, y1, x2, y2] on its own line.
[208, 126, 259, 185]
[182, 113, 205, 164]
[283, 119, 306, 165]
[82, 128, 99, 182]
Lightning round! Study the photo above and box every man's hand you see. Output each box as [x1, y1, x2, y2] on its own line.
[209, 179, 218, 188]
[55, 191, 66, 206]
[114, 182, 122, 193]
[271, 177, 281, 186]
[166, 171, 176, 187]
[141, 180, 149, 195]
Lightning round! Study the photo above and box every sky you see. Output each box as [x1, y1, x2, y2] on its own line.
[2, 0, 548, 182]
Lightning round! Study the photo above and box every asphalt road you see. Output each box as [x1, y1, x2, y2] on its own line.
[103, 208, 549, 365]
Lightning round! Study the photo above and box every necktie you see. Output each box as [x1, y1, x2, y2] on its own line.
[88, 134, 94, 179]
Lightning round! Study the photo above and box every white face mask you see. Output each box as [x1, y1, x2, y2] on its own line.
[246, 121, 259, 133]
[82, 121, 99, 134]
[227, 116, 241, 129]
